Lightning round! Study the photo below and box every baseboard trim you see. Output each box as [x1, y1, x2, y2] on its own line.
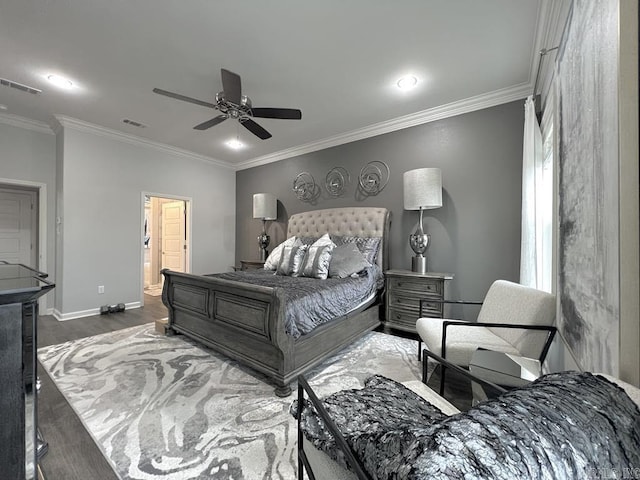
[53, 301, 142, 321]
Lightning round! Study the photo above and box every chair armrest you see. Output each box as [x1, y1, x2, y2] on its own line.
[441, 322, 557, 363]
[419, 298, 482, 316]
[296, 375, 372, 480]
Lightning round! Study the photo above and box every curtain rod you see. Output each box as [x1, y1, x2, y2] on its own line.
[532, 46, 559, 97]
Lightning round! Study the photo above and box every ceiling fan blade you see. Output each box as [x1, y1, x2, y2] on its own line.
[194, 115, 228, 130]
[152, 88, 216, 109]
[251, 108, 302, 120]
[221, 69, 242, 105]
[240, 118, 272, 140]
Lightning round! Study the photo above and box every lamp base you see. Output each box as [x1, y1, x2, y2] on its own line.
[258, 232, 270, 262]
[412, 256, 427, 273]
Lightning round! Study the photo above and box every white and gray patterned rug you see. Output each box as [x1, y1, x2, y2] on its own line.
[38, 324, 421, 480]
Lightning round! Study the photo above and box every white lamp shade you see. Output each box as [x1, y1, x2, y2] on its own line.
[253, 193, 277, 220]
[403, 168, 442, 210]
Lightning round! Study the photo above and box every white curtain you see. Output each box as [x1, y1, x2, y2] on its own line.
[520, 95, 544, 288]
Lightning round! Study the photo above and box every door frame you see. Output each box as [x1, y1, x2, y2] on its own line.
[140, 191, 192, 307]
[0, 177, 49, 312]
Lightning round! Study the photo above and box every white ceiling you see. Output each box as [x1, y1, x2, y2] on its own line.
[0, 0, 553, 169]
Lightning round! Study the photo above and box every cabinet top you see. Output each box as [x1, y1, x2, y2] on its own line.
[385, 269, 454, 280]
[0, 262, 55, 303]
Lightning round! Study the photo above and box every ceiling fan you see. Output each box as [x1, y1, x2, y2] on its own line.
[153, 69, 302, 140]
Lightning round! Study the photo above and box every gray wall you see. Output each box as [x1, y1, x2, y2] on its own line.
[0, 121, 57, 310]
[55, 124, 236, 316]
[236, 100, 524, 309]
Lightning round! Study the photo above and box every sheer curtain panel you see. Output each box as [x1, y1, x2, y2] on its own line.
[520, 95, 545, 289]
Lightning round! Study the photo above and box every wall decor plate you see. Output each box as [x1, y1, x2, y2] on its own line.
[325, 167, 350, 197]
[358, 161, 389, 196]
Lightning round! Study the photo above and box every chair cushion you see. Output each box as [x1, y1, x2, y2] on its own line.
[416, 317, 520, 365]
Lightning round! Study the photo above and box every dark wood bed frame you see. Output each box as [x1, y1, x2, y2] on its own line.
[161, 207, 391, 396]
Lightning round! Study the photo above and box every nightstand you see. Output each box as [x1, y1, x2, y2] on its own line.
[384, 269, 453, 334]
[240, 260, 265, 271]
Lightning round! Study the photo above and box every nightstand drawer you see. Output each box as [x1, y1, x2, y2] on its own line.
[388, 277, 442, 296]
[241, 260, 265, 271]
[386, 308, 420, 331]
[387, 295, 442, 316]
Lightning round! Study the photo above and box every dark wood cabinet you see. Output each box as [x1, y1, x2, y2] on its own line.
[0, 262, 54, 479]
[384, 269, 453, 333]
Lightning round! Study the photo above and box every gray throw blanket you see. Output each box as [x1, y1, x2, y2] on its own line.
[292, 372, 640, 479]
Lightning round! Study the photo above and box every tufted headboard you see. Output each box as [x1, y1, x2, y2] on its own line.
[287, 207, 391, 271]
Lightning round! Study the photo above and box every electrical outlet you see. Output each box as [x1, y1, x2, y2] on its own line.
[98, 285, 105, 294]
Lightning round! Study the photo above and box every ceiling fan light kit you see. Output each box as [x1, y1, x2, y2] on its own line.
[153, 68, 302, 140]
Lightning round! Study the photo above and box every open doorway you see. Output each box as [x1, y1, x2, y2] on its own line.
[142, 194, 191, 300]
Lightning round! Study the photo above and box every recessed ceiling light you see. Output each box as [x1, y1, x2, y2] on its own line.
[397, 75, 418, 90]
[46, 74, 73, 89]
[226, 139, 244, 150]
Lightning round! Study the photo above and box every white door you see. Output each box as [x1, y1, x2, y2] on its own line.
[0, 189, 37, 267]
[161, 200, 186, 272]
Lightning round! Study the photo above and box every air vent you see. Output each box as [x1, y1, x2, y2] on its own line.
[0, 78, 41, 95]
[122, 118, 147, 128]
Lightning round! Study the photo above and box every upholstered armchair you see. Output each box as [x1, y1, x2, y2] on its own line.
[416, 279, 557, 394]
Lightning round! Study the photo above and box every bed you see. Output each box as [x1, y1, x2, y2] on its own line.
[161, 207, 390, 396]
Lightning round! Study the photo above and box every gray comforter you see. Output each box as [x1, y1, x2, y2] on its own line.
[209, 266, 383, 339]
[293, 372, 640, 479]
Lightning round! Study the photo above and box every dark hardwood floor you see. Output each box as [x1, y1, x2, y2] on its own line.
[37, 294, 167, 480]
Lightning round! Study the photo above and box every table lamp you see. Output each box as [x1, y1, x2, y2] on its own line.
[253, 193, 277, 261]
[403, 168, 442, 273]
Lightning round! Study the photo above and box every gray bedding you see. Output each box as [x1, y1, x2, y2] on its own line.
[209, 265, 383, 339]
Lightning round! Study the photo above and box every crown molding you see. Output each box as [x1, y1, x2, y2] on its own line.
[0, 113, 54, 135]
[236, 82, 531, 170]
[54, 116, 234, 170]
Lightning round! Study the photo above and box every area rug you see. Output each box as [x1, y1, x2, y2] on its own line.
[38, 324, 422, 480]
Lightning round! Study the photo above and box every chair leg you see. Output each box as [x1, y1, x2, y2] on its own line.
[417, 340, 422, 361]
[421, 351, 428, 383]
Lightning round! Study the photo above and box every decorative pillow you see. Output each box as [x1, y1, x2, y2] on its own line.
[331, 235, 381, 265]
[328, 242, 371, 278]
[299, 233, 336, 280]
[276, 243, 308, 276]
[264, 236, 296, 270]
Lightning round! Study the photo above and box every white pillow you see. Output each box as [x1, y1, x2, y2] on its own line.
[264, 236, 296, 270]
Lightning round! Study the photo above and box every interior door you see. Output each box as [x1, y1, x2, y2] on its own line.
[0, 189, 36, 267]
[161, 200, 186, 273]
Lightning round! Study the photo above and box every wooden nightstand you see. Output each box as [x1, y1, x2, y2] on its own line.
[240, 260, 265, 271]
[384, 269, 453, 334]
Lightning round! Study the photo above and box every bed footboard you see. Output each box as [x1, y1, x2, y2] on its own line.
[162, 269, 296, 395]
[161, 268, 380, 396]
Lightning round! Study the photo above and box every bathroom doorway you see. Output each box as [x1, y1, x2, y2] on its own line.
[142, 194, 191, 299]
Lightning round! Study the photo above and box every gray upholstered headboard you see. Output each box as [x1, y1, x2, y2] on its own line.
[287, 207, 391, 271]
